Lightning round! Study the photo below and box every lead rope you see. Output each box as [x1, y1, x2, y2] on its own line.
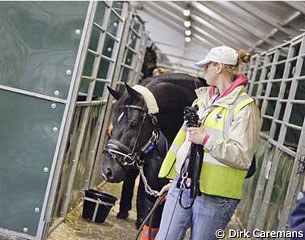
[135, 164, 160, 240]
[134, 192, 167, 240]
[137, 131, 168, 197]
[138, 165, 159, 197]
[135, 131, 169, 239]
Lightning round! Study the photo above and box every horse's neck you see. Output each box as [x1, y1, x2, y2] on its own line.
[143, 76, 204, 144]
[156, 131, 168, 156]
[143, 130, 169, 190]
[158, 96, 186, 144]
[152, 85, 195, 144]
[145, 131, 168, 168]
[157, 112, 183, 144]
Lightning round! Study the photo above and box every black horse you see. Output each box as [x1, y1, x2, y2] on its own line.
[141, 46, 157, 80]
[101, 73, 206, 229]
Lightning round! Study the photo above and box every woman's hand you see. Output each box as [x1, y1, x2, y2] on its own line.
[157, 182, 171, 196]
[187, 127, 206, 145]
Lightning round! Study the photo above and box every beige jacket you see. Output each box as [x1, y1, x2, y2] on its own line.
[195, 82, 261, 170]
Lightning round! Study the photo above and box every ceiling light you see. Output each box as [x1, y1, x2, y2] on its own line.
[185, 37, 191, 43]
[183, 9, 190, 17]
[185, 30, 192, 36]
[184, 20, 191, 28]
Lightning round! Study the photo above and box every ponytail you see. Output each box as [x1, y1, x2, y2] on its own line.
[222, 49, 251, 78]
[238, 50, 251, 64]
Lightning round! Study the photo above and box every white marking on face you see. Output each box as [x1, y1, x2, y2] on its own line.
[118, 112, 124, 122]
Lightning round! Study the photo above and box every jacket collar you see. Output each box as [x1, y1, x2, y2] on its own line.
[214, 86, 245, 108]
[195, 74, 249, 108]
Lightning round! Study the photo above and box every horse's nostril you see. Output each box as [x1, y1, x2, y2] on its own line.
[101, 173, 107, 181]
[101, 167, 113, 181]
[106, 168, 113, 178]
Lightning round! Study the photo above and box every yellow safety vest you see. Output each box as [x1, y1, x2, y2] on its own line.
[159, 92, 254, 199]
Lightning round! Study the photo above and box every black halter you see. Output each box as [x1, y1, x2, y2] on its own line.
[104, 104, 159, 168]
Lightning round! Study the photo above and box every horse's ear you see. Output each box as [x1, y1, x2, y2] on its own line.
[125, 83, 140, 99]
[107, 86, 122, 100]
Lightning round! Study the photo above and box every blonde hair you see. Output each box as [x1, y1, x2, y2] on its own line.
[153, 67, 170, 76]
[222, 50, 251, 76]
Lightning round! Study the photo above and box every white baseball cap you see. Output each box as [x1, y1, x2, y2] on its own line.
[194, 45, 238, 67]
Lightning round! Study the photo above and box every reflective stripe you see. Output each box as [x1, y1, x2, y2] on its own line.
[205, 128, 222, 138]
[204, 153, 226, 167]
[223, 94, 253, 139]
[141, 225, 158, 240]
[169, 143, 181, 153]
[204, 95, 253, 133]
[142, 229, 158, 237]
[234, 98, 254, 116]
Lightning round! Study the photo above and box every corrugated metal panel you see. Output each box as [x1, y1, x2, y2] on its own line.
[131, 1, 305, 74]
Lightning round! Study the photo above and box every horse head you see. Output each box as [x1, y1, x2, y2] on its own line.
[101, 83, 159, 182]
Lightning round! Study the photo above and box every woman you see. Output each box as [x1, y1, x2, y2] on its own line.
[155, 45, 261, 240]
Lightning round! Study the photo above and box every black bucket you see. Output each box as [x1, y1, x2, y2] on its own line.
[82, 189, 117, 223]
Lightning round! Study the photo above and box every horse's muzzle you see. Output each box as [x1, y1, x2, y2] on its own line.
[103, 139, 136, 166]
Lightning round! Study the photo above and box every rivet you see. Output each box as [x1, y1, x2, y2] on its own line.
[54, 90, 60, 96]
[51, 103, 57, 109]
[75, 29, 81, 35]
[66, 69, 72, 75]
[52, 127, 58, 133]
[43, 167, 49, 173]
[34, 207, 40, 213]
[23, 228, 28, 233]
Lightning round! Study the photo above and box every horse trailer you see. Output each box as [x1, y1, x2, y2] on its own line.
[1, 1, 305, 240]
